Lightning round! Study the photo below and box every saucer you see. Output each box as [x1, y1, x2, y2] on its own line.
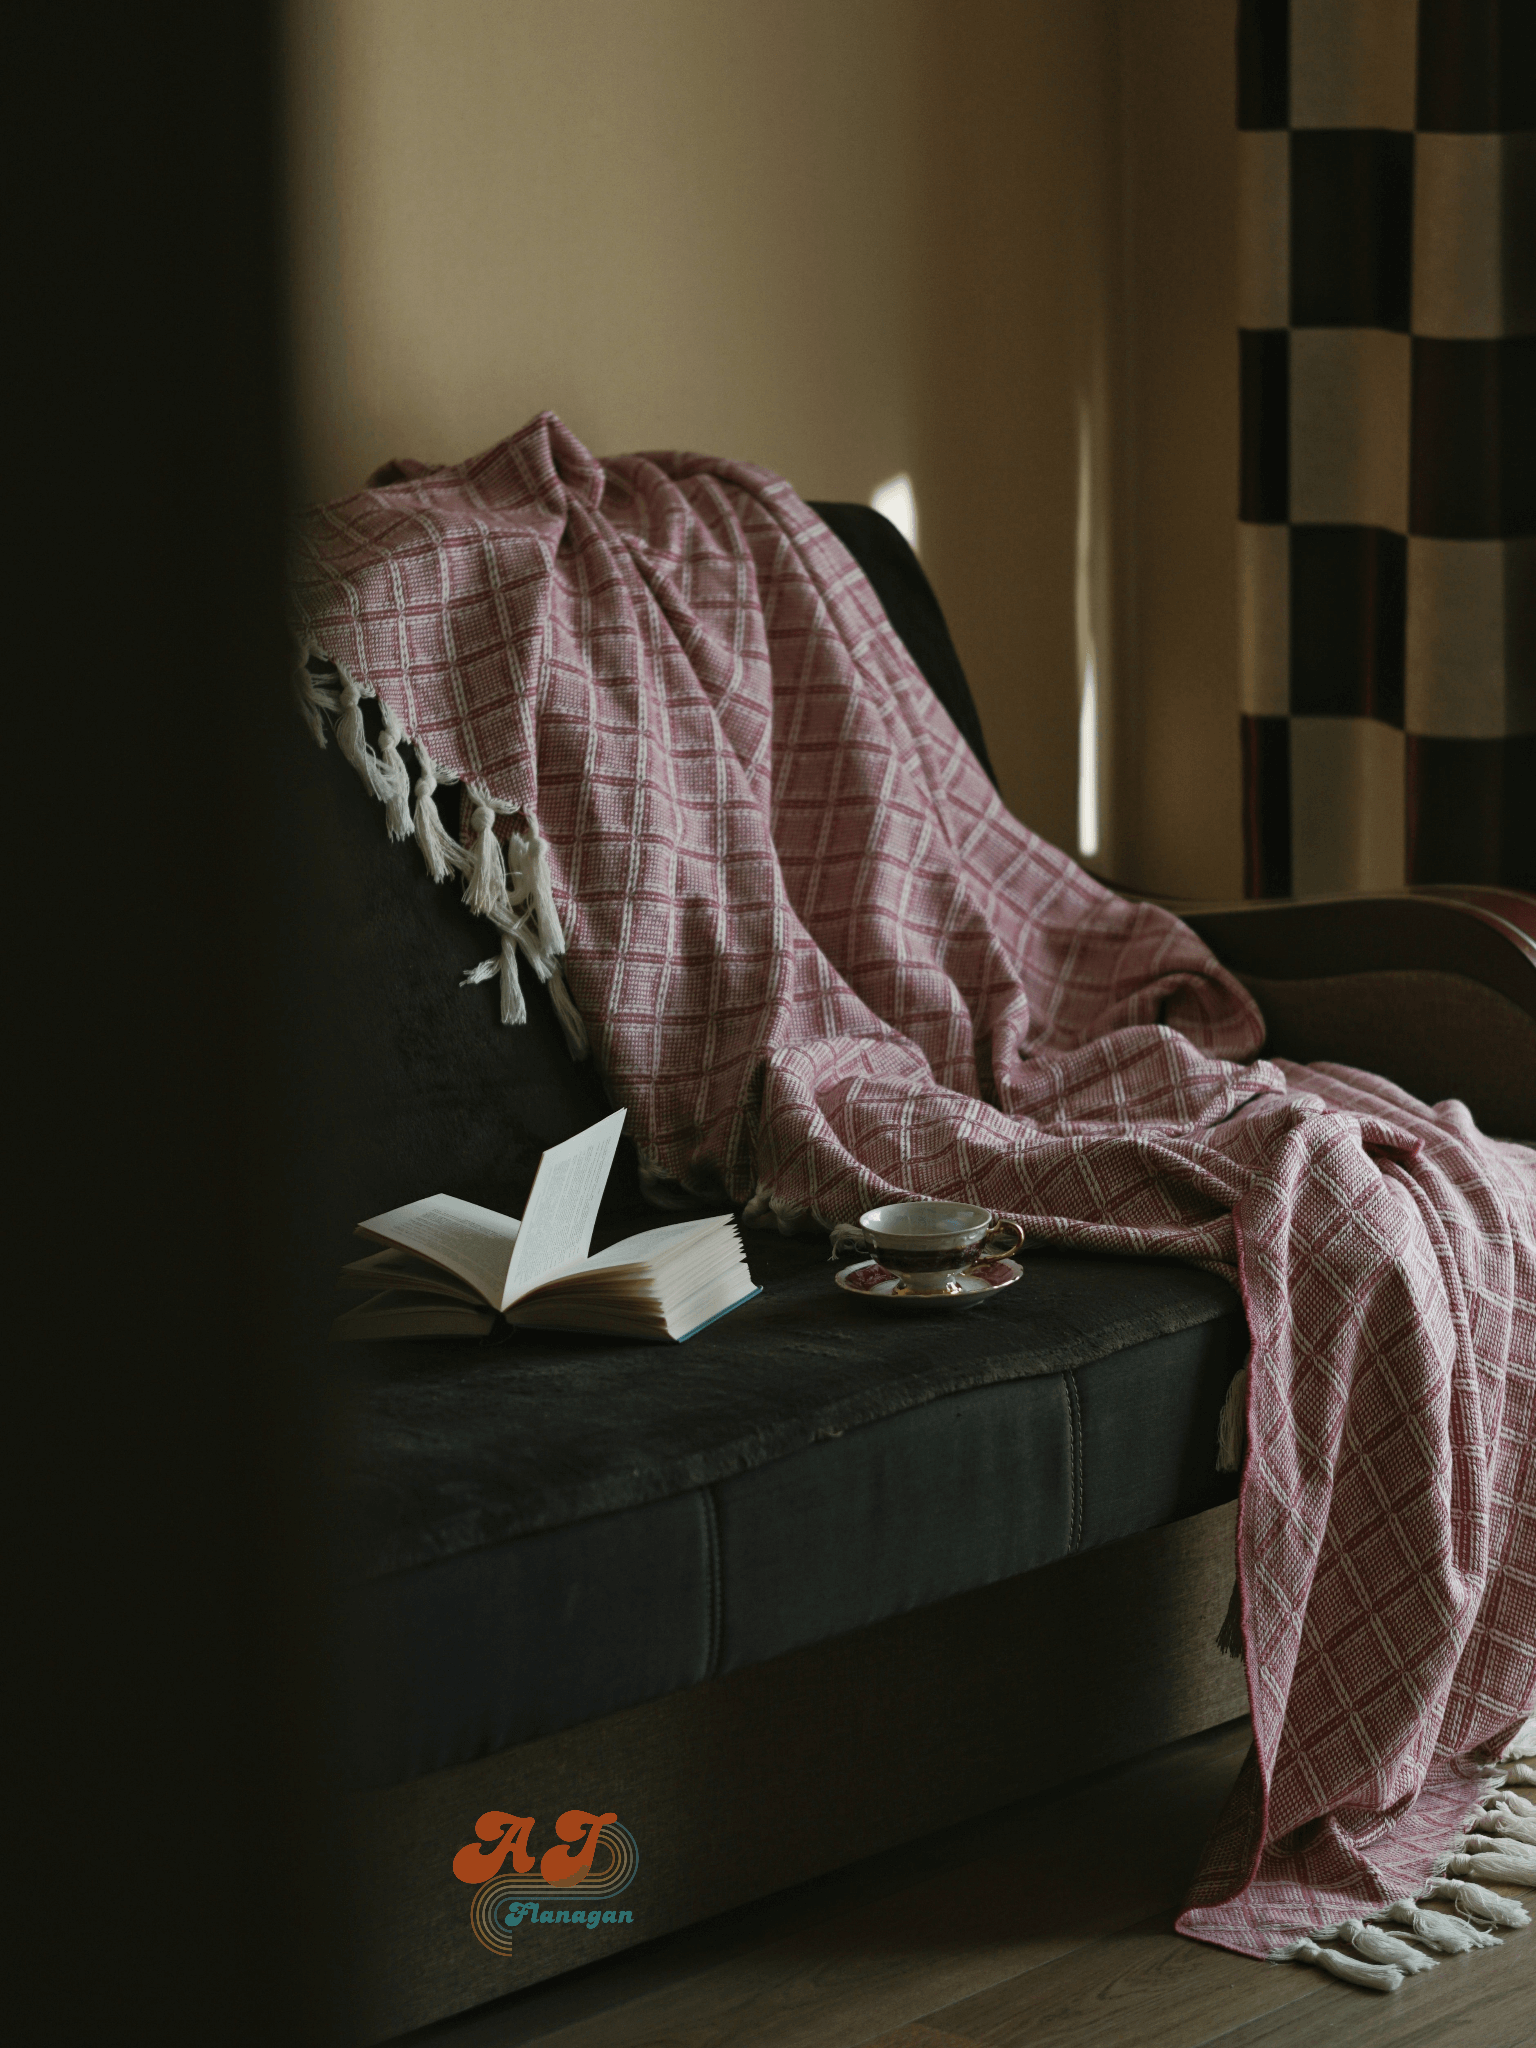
[834, 1258, 1023, 1307]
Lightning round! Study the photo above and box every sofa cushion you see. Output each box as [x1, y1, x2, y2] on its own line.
[340, 1228, 1243, 1577]
[343, 1244, 1244, 1788]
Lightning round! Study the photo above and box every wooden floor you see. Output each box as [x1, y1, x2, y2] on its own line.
[403, 1718, 1534, 2048]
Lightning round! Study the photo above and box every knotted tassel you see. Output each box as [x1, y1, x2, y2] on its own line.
[459, 956, 500, 992]
[411, 748, 467, 884]
[294, 650, 342, 746]
[1488, 1788, 1535, 1816]
[1318, 1921, 1436, 1974]
[1452, 1831, 1536, 1873]
[1469, 1809, 1536, 1846]
[457, 944, 526, 1026]
[1419, 1879, 1531, 1930]
[1380, 1901, 1501, 1953]
[1440, 1847, 1536, 1887]
[497, 935, 526, 1026]
[333, 669, 372, 787]
[332, 666, 415, 833]
[1271, 1937, 1401, 1991]
[376, 703, 414, 840]
[1216, 1364, 1248, 1472]
[517, 820, 568, 959]
[465, 796, 510, 919]
[1506, 1762, 1536, 1786]
[501, 822, 567, 982]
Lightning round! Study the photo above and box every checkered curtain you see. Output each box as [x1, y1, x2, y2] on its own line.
[1237, 0, 1534, 897]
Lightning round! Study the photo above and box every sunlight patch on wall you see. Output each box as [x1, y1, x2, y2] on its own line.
[1077, 656, 1101, 861]
[870, 472, 919, 552]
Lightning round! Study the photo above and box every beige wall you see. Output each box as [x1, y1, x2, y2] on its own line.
[286, 1, 926, 514]
[912, 0, 1123, 874]
[286, 0, 1240, 897]
[1115, 0, 1241, 898]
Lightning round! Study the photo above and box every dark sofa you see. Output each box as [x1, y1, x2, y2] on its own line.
[304, 507, 1536, 2042]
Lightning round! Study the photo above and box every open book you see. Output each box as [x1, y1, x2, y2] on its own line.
[331, 1109, 759, 1343]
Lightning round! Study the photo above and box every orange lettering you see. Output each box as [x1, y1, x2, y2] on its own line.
[539, 1809, 617, 1887]
[452, 1811, 536, 1885]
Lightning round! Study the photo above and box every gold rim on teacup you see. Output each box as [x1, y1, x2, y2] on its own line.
[831, 1200, 1025, 1296]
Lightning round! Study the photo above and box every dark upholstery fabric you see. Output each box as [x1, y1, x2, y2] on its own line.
[347, 1490, 717, 1788]
[347, 1311, 1243, 1787]
[341, 1232, 1241, 1577]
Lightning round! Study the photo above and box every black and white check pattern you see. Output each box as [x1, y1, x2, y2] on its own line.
[1238, 0, 1534, 895]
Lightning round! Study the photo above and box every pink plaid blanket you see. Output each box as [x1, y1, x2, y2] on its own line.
[294, 414, 1536, 1960]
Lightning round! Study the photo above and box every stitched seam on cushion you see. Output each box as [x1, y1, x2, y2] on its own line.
[699, 1485, 723, 1681]
[1065, 1369, 1084, 1554]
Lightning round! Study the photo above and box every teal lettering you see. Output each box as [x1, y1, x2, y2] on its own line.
[619, 1910, 633, 1923]
[601, 1910, 615, 1924]
[539, 1909, 553, 1924]
[556, 1910, 570, 1923]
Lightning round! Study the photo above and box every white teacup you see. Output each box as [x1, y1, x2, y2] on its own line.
[832, 1200, 1025, 1295]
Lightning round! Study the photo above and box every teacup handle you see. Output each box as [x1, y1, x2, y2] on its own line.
[969, 1218, 1024, 1266]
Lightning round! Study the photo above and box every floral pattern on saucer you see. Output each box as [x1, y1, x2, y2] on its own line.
[834, 1257, 1023, 1306]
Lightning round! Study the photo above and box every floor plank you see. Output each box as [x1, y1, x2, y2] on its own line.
[856, 2029, 973, 2048]
[406, 1720, 1253, 2046]
[907, 1907, 1337, 2048]
[1209, 1904, 1534, 2048]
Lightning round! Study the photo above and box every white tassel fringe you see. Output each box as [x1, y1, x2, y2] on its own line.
[376, 703, 413, 840]
[1271, 1937, 1402, 1991]
[295, 651, 342, 745]
[497, 935, 526, 1026]
[1439, 1846, 1536, 1886]
[1317, 1920, 1437, 1974]
[1469, 1810, 1536, 1846]
[411, 747, 468, 885]
[331, 667, 414, 838]
[509, 819, 568, 960]
[293, 648, 588, 1052]
[1419, 1879, 1531, 1930]
[1450, 1829, 1536, 1867]
[1380, 1901, 1501, 1953]
[465, 798, 508, 919]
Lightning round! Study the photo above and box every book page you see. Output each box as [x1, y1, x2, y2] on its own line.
[339, 1247, 486, 1304]
[502, 1108, 627, 1309]
[577, 1215, 727, 1272]
[355, 1193, 521, 1308]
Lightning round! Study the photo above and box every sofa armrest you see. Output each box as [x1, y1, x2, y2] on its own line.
[1183, 889, 1536, 1139]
